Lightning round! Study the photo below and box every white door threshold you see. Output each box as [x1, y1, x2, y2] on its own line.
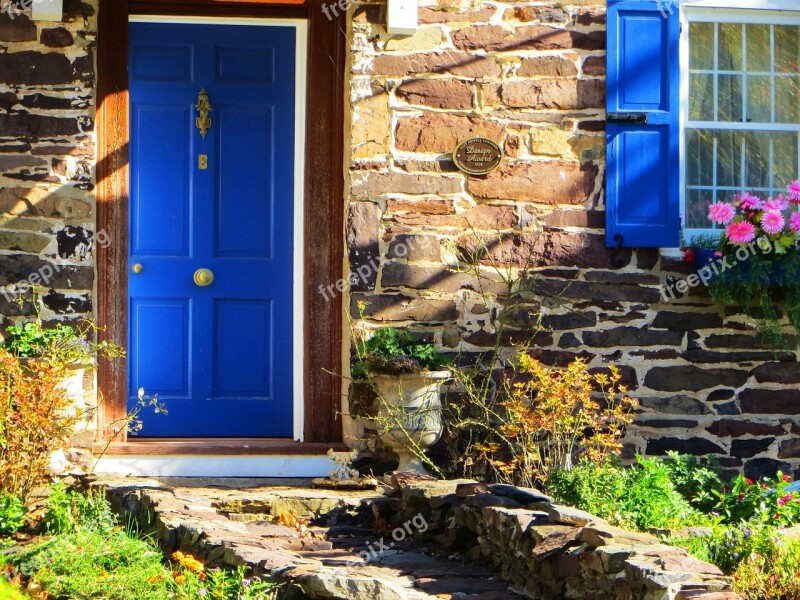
[93, 455, 336, 478]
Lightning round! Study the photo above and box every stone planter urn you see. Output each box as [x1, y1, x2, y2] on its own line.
[371, 370, 450, 475]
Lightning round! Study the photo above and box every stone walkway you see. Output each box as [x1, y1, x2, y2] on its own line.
[96, 477, 525, 600]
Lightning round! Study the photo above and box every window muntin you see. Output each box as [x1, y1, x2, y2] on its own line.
[682, 10, 800, 236]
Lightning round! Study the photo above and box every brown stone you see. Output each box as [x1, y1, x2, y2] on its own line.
[0, 12, 37, 41]
[510, 6, 568, 23]
[351, 172, 462, 197]
[351, 293, 458, 322]
[659, 555, 722, 576]
[578, 525, 661, 548]
[583, 55, 606, 76]
[468, 161, 598, 204]
[740, 389, 800, 414]
[387, 234, 441, 262]
[530, 529, 581, 558]
[452, 25, 573, 52]
[347, 202, 380, 291]
[0, 155, 47, 170]
[365, 52, 502, 79]
[352, 86, 389, 158]
[386, 197, 454, 216]
[0, 113, 81, 137]
[395, 79, 473, 110]
[706, 419, 784, 438]
[380, 263, 507, 295]
[544, 210, 605, 229]
[395, 204, 516, 230]
[418, 6, 496, 23]
[464, 329, 553, 348]
[518, 56, 578, 77]
[41, 27, 74, 47]
[0, 51, 93, 86]
[499, 79, 605, 109]
[577, 8, 606, 26]
[395, 113, 504, 153]
[751, 362, 800, 384]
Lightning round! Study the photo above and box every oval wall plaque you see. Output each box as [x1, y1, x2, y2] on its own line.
[453, 137, 503, 175]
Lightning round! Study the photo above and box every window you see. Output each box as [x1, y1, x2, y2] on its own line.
[682, 7, 800, 238]
[604, 0, 800, 249]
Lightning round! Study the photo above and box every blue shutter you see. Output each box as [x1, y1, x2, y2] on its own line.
[606, 0, 680, 248]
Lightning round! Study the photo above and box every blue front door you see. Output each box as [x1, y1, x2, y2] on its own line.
[128, 22, 296, 437]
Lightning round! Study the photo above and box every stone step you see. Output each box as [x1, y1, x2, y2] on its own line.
[97, 476, 527, 600]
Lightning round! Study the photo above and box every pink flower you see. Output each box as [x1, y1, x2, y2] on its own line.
[790, 212, 800, 233]
[787, 180, 800, 203]
[708, 201, 736, 224]
[763, 195, 789, 211]
[737, 192, 762, 211]
[683, 248, 696, 263]
[783, 474, 792, 482]
[726, 220, 756, 244]
[714, 250, 723, 257]
[761, 210, 786, 234]
[746, 478, 756, 485]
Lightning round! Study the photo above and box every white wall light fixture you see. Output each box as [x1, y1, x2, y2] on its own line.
[387, 0, 417, 35]
[32, 0, 63, 22]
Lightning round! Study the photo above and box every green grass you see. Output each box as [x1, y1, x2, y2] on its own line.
[13, 528, 182, 600]
[0, 576, 29, 600]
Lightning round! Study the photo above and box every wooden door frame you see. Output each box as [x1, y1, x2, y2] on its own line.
[96, 0, 345, 445]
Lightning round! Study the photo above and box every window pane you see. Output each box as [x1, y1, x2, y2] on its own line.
[718, 74, 743, 122]
[745, 131, 772, 189]
[775, 25, 800, 74]
[746, 75, 772, 123]
[776, 75, 800, 124]
[716, 129, 743, 188]
[774, 132, 800, 185]
[690, 73, 715, 121]
[746, 24, 771, 73]
[719, 23, 743, 71]
[686, 188, 715, 229]
[686, 129, 715, 186]
[690, 22, 715, 70]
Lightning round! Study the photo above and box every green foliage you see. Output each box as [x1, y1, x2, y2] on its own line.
[0, 575, 28, 600]
[547, 456, 709, 531]
[2, 318, 124, 366]
[8, 490, 277, 599]
[0, 493, 26, 536]
[662, 451, 724, 513]
[714, 472, 800, 527]
[352, 327, 449, 377]
[44, 481, 115, 535]
[732, 532, 800, 599]
[706, 241, 800, 350]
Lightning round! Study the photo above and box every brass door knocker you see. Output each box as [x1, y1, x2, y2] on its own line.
[195, 88, 212, 139]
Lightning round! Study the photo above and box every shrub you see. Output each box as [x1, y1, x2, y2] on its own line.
[0, 350, 80, 501]
[714, 473, 800, 527]
[732, 533, 800, 600]
[0, 493, 26, 536]
[445, 354, 636, 486]
[44, 482, 115, 535]
[547, 456, 708, 531]
[661, 451, 724, 513]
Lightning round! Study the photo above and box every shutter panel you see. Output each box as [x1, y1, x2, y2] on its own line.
[606, 0, 680, 248]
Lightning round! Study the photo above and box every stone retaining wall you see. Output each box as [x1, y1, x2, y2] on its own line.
[387, 478, 741, 600]
[345, 0, 800, 480]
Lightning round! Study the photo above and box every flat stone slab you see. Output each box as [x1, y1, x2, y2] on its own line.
[96, 476, 526, 600]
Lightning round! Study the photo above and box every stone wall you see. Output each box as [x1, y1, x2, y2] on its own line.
[345, 0, 800, 480]
[0, 0, 98, 462]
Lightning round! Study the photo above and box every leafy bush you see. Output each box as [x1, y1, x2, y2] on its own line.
[444, 355, 636, 487]
[2, 318, 123, 366]
[352, 327, 449, 377]
[0, 350, 80, 501]
[732, 533, 800, 600]
[661, 451, 724, 513]
[714, 472, 800, 527]
[547, 456, 708, 531]
[44, 482, 115, 535]
[0, 493, 25, 536]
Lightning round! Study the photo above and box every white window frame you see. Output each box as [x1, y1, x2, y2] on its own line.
[679, 1, 800, 244]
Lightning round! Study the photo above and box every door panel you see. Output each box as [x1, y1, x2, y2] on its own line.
[128, 22, 296, 437]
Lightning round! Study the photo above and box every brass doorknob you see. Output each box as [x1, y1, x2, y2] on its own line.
[132, 263, 144, 274]
[193, 268, 214, 287]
